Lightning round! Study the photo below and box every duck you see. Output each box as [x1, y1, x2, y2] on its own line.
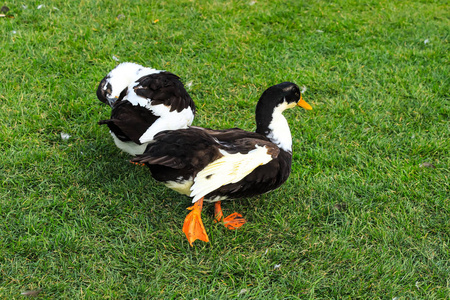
[131, 82, 312, 246]
[97, 62, 196, 155]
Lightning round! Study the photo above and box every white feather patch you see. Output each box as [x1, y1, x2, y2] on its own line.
[125, 68, 164, 108]
[106, 64, 162, 103]
[190, 145, 273, 202]
[105, 62, 144, 98]
[138, 106, 194, 143]
[165, 177, 193, 196]
[110, 132, 148, 155]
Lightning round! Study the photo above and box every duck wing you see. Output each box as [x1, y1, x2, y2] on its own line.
[133, 72, 195, 113]
[190, 126, 267, 144]
[132, 128, 222, 172]
[190, 138, 280, 202]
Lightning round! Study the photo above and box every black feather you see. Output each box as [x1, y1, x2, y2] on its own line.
[98, 100, 160, 144]
[134, 72, 196, 113]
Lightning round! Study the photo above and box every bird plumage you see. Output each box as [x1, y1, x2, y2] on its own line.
[131, 82, 312, 246]
[134, 127, 287, 201]
[133, 82, 309, 200]
[97, 62, 159, 106]
[97, 62, 196, 155]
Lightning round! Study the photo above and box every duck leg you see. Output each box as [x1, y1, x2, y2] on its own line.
[182, 197, 209, 246]
[214, 201, 246, 230]
[214, 201, 224, 223]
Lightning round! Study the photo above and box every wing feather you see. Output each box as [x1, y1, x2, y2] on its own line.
[190, 145, 274, 202]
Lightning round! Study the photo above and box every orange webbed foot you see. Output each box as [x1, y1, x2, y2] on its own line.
[214, 201, 246, 230]
[223, 212, 246, 230]
[129, 161, 145, 166]
[182, 197, 209, 246]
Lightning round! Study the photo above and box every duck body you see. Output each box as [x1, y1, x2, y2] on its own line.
[97, 63, 195, 155]
[132, 82, 312, 246]
[140, 126, 292, 203]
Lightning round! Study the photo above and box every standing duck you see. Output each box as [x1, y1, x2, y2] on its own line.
[132, 82, 312, 246]
[97, 62, 196, 155]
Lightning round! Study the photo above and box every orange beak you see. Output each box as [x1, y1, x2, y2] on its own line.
[297, 94, 312, 110]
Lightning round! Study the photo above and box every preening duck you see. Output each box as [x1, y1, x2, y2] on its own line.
[132, 82, 312, 246]
[97, 62, 196, 155]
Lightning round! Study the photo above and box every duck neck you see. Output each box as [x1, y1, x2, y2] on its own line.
[256, 102, 293, 153]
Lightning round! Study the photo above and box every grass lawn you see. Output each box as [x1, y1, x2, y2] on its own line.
[1, 0, 449, 298]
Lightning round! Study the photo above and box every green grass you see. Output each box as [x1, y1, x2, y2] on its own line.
[1, 0, 449, 298]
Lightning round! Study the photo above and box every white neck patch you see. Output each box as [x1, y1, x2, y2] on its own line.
[266, 101, 295, 152]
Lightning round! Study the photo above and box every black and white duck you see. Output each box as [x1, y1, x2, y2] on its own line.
[97, 62, 196, 155]
[132, 82, 312, 246]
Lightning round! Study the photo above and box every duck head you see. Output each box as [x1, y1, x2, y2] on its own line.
[97, 62, 161, 107]
[255, 82, 312, 152]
